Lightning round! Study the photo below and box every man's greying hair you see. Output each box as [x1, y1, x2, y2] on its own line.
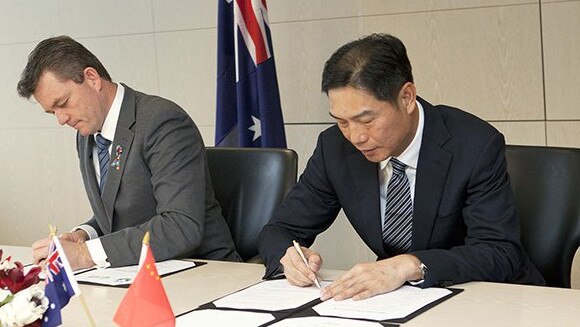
[17, 35, 111, 99]
[321, 33, 413, 104]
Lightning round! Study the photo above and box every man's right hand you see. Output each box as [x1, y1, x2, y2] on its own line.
[31, 230, 89, 265]
[32, 237, 51, 265]
[280, 245, 323, 287]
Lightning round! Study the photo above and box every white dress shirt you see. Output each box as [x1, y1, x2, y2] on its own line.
[76, 83, 124, 268]
[379, 100, 425, 227]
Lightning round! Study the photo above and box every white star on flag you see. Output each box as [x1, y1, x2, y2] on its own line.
[248, 115, 262, 141]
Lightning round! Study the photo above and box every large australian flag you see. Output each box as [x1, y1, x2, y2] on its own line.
[216, 0, 287, 148]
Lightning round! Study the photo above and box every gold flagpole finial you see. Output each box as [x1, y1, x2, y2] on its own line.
[143, 231, 150, 245]
[48, 224, 57, 237]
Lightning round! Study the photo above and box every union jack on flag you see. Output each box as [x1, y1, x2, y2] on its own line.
[216, 0, 287, 148]
[45, 242, 63, 280]
[42, 236, 81, 327]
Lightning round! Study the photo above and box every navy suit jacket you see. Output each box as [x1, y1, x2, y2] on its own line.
[259, 97, 544, 287]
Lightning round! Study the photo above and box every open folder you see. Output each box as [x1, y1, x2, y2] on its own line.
[176, 279, 462, 326]
[75, 259, 203, 287]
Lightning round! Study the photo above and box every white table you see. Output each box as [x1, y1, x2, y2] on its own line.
[66, 261, 580, 326]
[2, 245, 579, 326]
[1, 245, 33, 265]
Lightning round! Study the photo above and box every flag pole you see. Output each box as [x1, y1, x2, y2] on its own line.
[48, 224, 97, 327]
[79, 296, 97, 327]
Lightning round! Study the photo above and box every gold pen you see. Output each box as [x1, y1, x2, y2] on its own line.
[292, 240, 322, 289]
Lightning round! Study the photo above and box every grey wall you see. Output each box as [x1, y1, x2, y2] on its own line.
[0, 0, 578, 286]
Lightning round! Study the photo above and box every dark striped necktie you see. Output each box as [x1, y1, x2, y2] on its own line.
[95, 134, 112, 193]
[382, 157, 413, 255]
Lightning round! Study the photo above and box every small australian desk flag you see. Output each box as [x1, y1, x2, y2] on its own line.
[42, 236, 81, 327]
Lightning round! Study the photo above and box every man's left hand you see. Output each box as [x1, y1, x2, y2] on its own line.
[58, 239, 95, 270]
[320, 254, 423, 301]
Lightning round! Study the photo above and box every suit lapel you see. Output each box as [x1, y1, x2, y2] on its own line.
[412, 98, 452, 250]
[101, 85, 136, 229]
[346, 147, 384, 255]
[80, 135, 111, 233]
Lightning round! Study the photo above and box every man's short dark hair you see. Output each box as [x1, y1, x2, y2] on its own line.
[17, 35, 111, 99]
[321, 33, 413, 104]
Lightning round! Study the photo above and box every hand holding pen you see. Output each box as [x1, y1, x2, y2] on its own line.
[291, 240, 322, 289]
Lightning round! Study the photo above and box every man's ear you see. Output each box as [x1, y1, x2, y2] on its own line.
[83, 67, 101, 90]
[398, 82, 417, 112]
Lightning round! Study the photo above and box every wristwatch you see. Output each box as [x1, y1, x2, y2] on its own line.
[410, 262, 428, 285]
[419, 263, 428, 280]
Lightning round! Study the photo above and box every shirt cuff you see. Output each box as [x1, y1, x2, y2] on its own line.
[409, 279, 425, 286]
[73, 225, 99, 240]
[86, 238, 111, 268]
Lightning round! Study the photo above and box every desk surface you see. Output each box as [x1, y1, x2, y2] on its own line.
[1, 245, 32, 265]
[65, 262, 580, 327]
[2, 245, 580, 326]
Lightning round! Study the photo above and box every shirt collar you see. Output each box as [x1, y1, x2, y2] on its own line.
[380, 99, 425, 171]
[96, 83, 124, 143]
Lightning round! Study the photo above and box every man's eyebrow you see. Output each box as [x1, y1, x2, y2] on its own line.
[50, 95, 68, 109]
[329, 109, 374, 121]
[328, 111, 341, 120]
[50, 97, 61, 109]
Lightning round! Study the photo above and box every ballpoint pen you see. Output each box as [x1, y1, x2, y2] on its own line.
[292, 240, 322, 289]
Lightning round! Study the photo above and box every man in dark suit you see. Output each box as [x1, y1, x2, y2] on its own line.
[258, 33, 544, 301]
[18, 36, 240, 270]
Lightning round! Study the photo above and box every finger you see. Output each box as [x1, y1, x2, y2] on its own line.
[284, 258, 316, 286]
[32, 247, 49, 264]
[333, 281, 366, 301]
[352, 289, 374, 301]
[280, 249, 315, 287]
[31, 238, 50, 250]
[288, 247, 319, 281]
[305, 250, 323, 272]
[321, 275, 353, 300]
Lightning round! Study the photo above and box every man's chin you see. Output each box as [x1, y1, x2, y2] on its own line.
[361, 150, 387, 163]
[77, 129, 93, 137]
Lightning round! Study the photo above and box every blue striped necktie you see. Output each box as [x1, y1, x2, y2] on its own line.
[95, 134, 112, 193]
[382, 158, 413, 255]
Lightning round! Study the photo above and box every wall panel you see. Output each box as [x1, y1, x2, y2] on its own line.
[542, 0, 580, 120]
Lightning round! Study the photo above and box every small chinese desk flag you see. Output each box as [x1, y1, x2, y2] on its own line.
[113, 232, 175, 327]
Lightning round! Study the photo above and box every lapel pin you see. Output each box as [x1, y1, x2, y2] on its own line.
[111, 145, 123, 171]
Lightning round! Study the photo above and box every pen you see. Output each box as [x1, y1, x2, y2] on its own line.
[292, 240, 322, 289]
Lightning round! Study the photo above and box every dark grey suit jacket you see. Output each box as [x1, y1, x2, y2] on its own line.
[78, 85, 240, 266]
[259, 97, 544, 287]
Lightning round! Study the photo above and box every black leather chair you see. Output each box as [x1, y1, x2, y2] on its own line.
[505, 145, 580, 288]
[205, 147, 298, 262]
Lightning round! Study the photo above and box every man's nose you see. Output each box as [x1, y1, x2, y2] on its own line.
[350, 125, 369, 146]
[55, 111, 69, 126]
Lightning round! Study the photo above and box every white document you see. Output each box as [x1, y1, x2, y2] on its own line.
[213, 279, 329, 311]
[314, 285, 451, 321]
[75, 260, 195, 286]
[29, 266, 92, 281]
[270, 316, 382, 327]
[176, 309, 274, 327]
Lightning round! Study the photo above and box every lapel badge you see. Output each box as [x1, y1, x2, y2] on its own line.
[111, 145, 123, 171]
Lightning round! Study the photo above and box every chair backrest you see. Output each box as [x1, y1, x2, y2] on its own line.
[205, 147, 298, 261]
[505, 145, 580, 288]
